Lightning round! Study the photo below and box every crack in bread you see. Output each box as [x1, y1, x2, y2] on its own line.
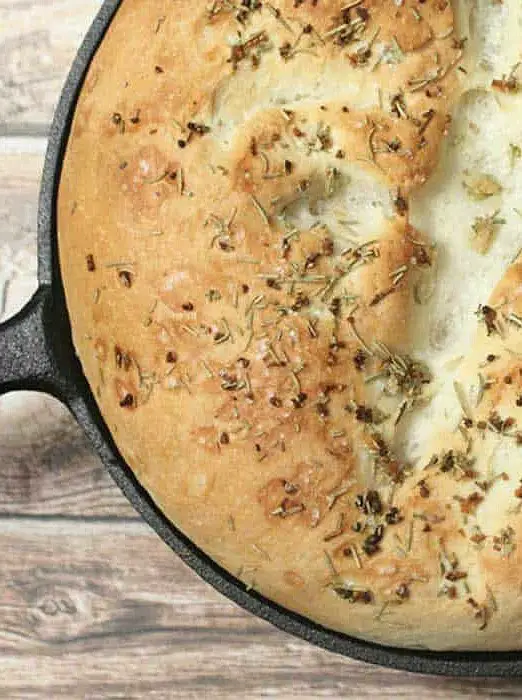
[58, 0, 522, 650]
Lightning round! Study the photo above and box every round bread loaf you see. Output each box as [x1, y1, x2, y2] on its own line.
[58, 0, 522, 650]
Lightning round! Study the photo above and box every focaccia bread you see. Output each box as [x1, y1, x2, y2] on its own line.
[58, 0, 522, 650]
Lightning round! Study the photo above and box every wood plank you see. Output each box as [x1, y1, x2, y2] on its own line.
[0, 139, 135, 518]
[0, 392, 136, 518]
[0, 139, 43, 253]
[0, 519, 520, 699]
[0, 0, 101, 134]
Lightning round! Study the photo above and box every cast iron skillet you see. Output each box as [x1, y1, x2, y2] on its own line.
[2, 0, 520, 677]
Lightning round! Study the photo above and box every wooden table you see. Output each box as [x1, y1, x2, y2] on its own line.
[1, 2, 521, 697]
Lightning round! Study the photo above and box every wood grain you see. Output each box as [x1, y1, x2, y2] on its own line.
[0, 1, 101, 134]
[0, 391, 136, 518]
[0, 520, 521, 700]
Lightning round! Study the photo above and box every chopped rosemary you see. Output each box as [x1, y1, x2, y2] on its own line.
[453, 381, 473, 421]
[266, 3, 294, 33]
[347, 317, 374, 356]
[510, 143, 522, 170]
[250, 193, 270, 226]
[214, 317, 233, 344]
[470, 211, 505, 255]
[492, 63, 521, 94]
[463, 174, 502, 202]
[506, 312, 522, 329]
[229, 30, 270, 69]
[323, 513, 346, 542]
[326, 481, 353, 510]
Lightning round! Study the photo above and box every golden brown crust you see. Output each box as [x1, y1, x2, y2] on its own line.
[58, 0, 522, 650]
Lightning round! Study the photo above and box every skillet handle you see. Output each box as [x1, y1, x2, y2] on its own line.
[0, 285, 68, 399]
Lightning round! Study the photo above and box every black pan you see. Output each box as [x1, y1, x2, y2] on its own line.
[2, 0, 520, 677]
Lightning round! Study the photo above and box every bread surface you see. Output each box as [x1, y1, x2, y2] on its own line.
[58, 0, 522, 650]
